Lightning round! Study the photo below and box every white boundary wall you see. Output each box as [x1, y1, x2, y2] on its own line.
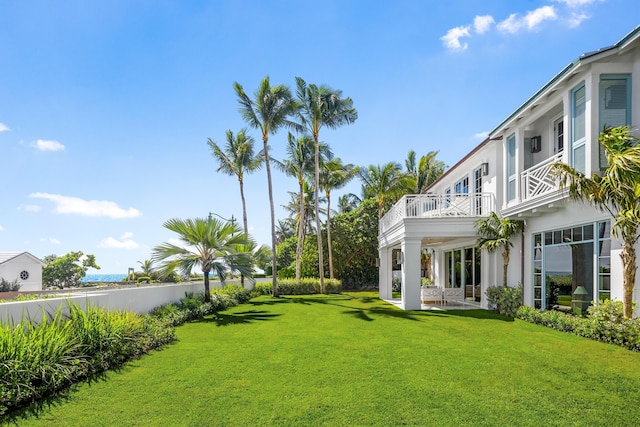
[0, 281, 224, 325]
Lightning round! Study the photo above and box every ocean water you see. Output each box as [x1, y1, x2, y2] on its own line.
[82, 274, 128, 283]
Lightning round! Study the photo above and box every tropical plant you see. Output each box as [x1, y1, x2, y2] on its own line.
[275, 218, 296, 244]
[295, 77, 357, 291]
[43, 251, 100, 289]
[360, 162, 413, 218]
[552, 126, 640, 318]
[234, 77, 295, 296]
[475, 212, 524, 287]
[337, 193, 361, 213]
[274, 132, 331, 282]
[320, 158, 358, 279]
[282, 181, 325, 236]
[137, 259, 154, 276]
[151, 218, 254, 302]
[208, 129, 264, 234]
[405, 150, 447, 194]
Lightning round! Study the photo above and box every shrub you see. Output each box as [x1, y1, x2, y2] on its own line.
[0, 278, 20, 292]
[485, 285, 522, 317]
[391, 277, 402, 293]
[516, 302, 640, 352]
[252, 278, 342, 296]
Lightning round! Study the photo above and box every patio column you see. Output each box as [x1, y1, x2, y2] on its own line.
[401, 238, 422, 310]
[379, 246, 392, 300]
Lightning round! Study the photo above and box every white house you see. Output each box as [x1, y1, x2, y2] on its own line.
[0, 252, 45, 292]
[379, 25, 640, 312]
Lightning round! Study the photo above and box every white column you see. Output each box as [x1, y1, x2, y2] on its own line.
[378, 246, 392, 300]
[401, 239, 422, 310]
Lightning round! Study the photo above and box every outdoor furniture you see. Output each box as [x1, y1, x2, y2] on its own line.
[421, 286, 442, 305]
[443, 287, 464, 305]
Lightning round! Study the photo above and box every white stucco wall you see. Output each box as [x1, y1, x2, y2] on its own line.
[0, 253, 44, 292]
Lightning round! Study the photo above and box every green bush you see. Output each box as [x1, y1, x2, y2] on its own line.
[485, 285, 522, 317]
[0, 278, 20, 292]
[516, 301, 640, 351]
[252, 278, 342, 296]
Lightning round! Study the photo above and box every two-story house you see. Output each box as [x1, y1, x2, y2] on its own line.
[379, 25, 640, 312]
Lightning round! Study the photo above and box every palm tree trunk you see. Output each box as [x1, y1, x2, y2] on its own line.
[263, 137, 278, 297]
[204, 271, 211, 302]
[621, 239, 637, 318]
[239, 177, 247, 287]
[327, 191, 334, 280]
[295, 180, 305, 283]
[314, 135, 325, 293]
[502, 249, 510, 288]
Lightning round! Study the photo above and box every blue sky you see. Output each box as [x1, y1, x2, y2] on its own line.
[1, 0, 638, 274]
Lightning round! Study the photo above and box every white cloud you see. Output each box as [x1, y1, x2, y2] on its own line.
[555, 0, 598, 7]
[120, 231, 134, 240]
[98, 236, 140, 250]
[440, 25, 471, 52]
[0, 225, 4, 231]
[474, 131, 490, 139]
[0, 123, 9, 132]
[29, 193, 142, 219]
[34, 139, 65, 152]
[40, 237, 61, 244]
[498, 6, 557, 34]
[474, 15, 495, 34]
[568, 11, 590, 27]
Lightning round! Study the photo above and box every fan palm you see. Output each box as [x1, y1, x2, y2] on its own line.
[234, 77, 295, 296]
[295, 77, 358, 291]
[320, 158, 358, 279]
[151, 218, 253, 302]
[552, 126, 640, 318]
[208, 129, 264, 234]
[475, 212, 524, 288]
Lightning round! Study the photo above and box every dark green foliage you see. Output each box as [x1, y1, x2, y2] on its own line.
[275, 236, 297, 273]
[0, 278, 20, 292]
[516, 300, 640, 351]
[42, 251, 100, 289]
[329, 198, 379, 289]
[252, 278, 342, 296]
[485, 285, 522, 316]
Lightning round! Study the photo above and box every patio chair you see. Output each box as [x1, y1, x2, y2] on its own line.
[421, 286, 442, 305]
[443, 287, 464, 305]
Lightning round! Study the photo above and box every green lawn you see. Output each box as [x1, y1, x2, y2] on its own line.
[6, 293, 640, 426]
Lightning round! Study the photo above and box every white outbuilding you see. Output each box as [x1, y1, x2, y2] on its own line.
[0, 252, 45, 292]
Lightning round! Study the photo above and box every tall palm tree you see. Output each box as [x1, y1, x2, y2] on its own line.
[406, 150, 447, 194]
[475, 212, 524, 288]
[337, 193, 361, 213]
[208, 129, 264, 234]
[553, 126, 640, 318]
[275, 218, 296, 244]
[295, 77, 358, 292]
[273, 132, 331, 282]
[360, 162, 413, 219]
[320, 158, 358, 279]
[152, 218, 253, 302]
[234, 77, 295, 296]
[283, 181, 325, 235]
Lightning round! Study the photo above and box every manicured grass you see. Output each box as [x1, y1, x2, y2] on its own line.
[7, 292, 640, 426]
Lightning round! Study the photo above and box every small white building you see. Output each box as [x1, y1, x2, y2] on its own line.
[0, 252, 45, 292]
[379, 25, 640, 312]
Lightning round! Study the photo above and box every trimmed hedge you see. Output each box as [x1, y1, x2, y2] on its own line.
[516, 300, 640, 351]
[252, 278, 342, 296]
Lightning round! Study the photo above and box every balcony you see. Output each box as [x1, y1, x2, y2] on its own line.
[380, 193, 495, 234]
[521, 153, 562, 201]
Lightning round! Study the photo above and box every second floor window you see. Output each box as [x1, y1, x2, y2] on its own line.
[455, 177, 469, 194]
[599, 74, 631, 169]
[507, 134, 516, 201]
[571, 83, 586, 174]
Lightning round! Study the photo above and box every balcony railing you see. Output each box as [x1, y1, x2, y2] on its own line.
[380, 193, 495, 234]
[520, 153, 562, 201]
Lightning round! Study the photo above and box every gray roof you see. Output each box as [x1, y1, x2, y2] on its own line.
[0, 252, 45, 266]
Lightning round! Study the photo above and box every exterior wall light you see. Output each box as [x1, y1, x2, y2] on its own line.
[481, 162, 489, 176]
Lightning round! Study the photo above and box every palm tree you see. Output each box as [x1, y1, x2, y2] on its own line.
[406, 150, 447, 194]
[283, 181, 325, 235]
[553, 126, 640, 318]
[234, 77, 295, 296]
[275, 218, 296, 244]
[152, 217, 253, 302]
[295, 77, 358, 292]
[337, 193, 361, 213]
[137, 259, 154, 276]
[360, 162, 413, 219]
[475, 212, 524, 288]
[208, 129, 264, 234]
[273, 132, 331, 282]
[320, 158, 358, 279]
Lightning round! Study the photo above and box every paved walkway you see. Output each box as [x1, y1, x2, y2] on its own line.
[383, 298, 483, 311]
